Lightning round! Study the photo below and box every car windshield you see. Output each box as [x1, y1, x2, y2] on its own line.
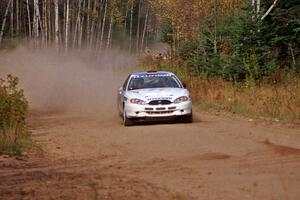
[128, 75, 182, 90]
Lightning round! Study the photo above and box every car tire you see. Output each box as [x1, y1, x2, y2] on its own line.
[181, 113, 193, 123]
[123, 112, 134, 126]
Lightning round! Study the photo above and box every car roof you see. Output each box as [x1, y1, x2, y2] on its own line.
[131, 71, 175, 77]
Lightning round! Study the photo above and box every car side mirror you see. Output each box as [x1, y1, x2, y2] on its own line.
[182, 82, 187, 88]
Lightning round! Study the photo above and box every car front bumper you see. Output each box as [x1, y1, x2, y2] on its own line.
[125, 101, 192, 119]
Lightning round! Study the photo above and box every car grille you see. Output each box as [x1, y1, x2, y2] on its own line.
[146, 111, 174, 115]
[148, 100, 172, 105]
[144, 107, 176, 112]
[145, 107, 154, 111]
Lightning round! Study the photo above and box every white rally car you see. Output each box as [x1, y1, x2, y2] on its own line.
[117, 71, 192, 126]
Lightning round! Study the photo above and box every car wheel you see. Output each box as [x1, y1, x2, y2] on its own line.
[181, 113, 193, 123]
[123, 111, 134, 126]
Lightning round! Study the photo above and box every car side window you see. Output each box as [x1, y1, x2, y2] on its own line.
[122, 75, 131, 91]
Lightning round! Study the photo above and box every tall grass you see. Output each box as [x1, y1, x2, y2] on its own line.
[189, 76, 300, 121]
[0, 75, 29, 155]
[141, 58, 300, 121]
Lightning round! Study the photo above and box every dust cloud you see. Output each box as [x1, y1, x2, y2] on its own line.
[0, 45, 137, 117]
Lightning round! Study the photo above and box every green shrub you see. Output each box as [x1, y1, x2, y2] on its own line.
[0, 75, 29, 155]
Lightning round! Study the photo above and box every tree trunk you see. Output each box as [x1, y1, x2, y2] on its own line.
[95, 0, 103, 49]
[289, 44, 296, 67]
[26, 0, 32, 38]
[141, 3, 149, 51]
[65, 0, 70, 51]
[10, 0, 14, 37]
[257, 0, 261, 15]
[0, 0, 12, 45]
[47, 0, 51, 41]
[78, 10, 84, 49]
[72, 0, 83, 48]
[22, 2, 27, 36]
[43, 0, 48, 46]
[106, 14, 114, 50]
[145, 16, 150, 49]
[86, 0, 91, 43]
[129, 0, 134, 53]
[213, 0, 218, 54]
[33, 0, 36, 39]
[124, 2, 129, 34]
[33, 0, 42, 40]
[100, 0, 108, 50]
[89, 0, 98, 47]
[16, 0, 19, 36]
[136, 0, 142, 52]
[54, 0, 59, 47]
[261, 0, 278, 20]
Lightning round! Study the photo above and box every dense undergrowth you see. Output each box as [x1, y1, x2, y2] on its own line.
[141, 58, 300, 122]
[0, 75, 29, 155]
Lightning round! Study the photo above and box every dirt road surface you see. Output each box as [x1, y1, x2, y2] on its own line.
[1, 48, 300, 199]
[1, 110, 300, 200]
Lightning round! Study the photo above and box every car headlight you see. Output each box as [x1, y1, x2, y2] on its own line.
[173, 96, 190, 104]
[129, 98, 146, 105]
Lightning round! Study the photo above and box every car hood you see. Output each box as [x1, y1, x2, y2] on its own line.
[125, 88, 189, 102]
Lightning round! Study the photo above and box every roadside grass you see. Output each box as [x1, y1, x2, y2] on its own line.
[0, 134, 33, 156]
[197, 102, 256, 118]
[189, 76, 300, 121]
[140, 60, 300, 122]
[0, 75, 30, 155]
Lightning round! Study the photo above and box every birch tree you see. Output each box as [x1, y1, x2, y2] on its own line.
[54, 0, 59, 46]
[261, 0, 279, 20]
[0, 0, 12, 44]
[0, 0, 159, 51]
[129, 0, 134, 52]
[78, 3, 84, 49]
[89, 0, 98, 46]
[16, 0, 19, 36]
[10, 0, 13, 37]
[65, 0, 70, 50]
[73, 0, 83, 48]
[43, 0, 48, 45]
[26, 0, 31, 38]
[33, 0, 42, 39]
[106, 14, 114, 50]
[141, 3, 149, 50]
[86, 0, 91, 43]
[100, 0, 108, 50]
[136, 0, 142, 52]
